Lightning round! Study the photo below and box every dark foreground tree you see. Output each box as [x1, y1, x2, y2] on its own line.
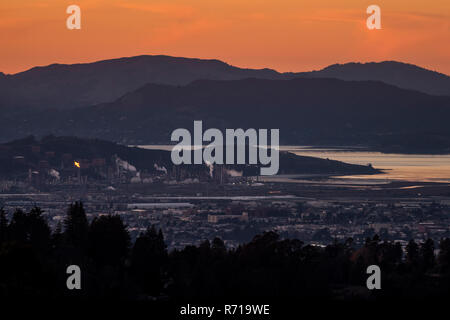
[1, 205, 450, 301]
[438, 238, 450, 273]
[406, 239, 420, 267]
[7, 207, 51, 254]
[88, 215, 130, 267]
[131, 225, 168, 296]
[0, 207, 8, 245]
[64, 202, 89, 251]
[420, 239, 435, 271]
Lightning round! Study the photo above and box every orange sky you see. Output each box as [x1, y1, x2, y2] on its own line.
[0, 0, 449, 75]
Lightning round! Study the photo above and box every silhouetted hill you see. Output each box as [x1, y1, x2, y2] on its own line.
[1, 56, 448, 112]
[0, 55, 281, 110]
[0, 135, 379, 179]
[0, 135, 172, 179]
[3, 77, 447, 152]
[293, 61, 450, 96]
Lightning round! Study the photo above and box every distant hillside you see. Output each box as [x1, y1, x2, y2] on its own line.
[0, 55, 281, 110]
[293, 61, 450, 96]
[2, 77, 448, 153]
[1, 56, 449, 153]
[0, 136, 379, 179]
[0, 56, 448, 112]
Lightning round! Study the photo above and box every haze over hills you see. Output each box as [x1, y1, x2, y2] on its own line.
[2, 78, 450, 152]
[0, 55, 449, 111]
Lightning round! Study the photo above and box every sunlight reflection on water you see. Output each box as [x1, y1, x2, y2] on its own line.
[138, 145, 450, 183]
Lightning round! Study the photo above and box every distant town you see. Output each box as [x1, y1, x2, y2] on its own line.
[1, 136, 449, 251]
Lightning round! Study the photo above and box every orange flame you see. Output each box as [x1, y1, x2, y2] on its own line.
[74, 161, 80, 168]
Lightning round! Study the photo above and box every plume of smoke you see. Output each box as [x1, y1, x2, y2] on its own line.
[116, 157, 137, 172]
[225, 168, 243, 177]
[205, 160, 214, 178]
[154, 163, 168, 174]
[49, 169, 60, 180]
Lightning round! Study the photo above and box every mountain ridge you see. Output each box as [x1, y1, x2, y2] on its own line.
[293, 61, 450, 96]
[0, 55, 281, 110]
[0, 55, 448, 111]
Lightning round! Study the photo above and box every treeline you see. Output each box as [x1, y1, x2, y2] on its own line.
[0, 203, 450, 301]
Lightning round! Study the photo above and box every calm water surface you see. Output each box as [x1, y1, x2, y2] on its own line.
[138, 145, 450, 183]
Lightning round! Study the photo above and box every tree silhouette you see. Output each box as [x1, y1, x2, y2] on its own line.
[0, 204, 450, 301]
[378, 241, 402, 272]
[0, 207, 8, 245]
[131, 225, 168, 296]
[438, 238, 450, 273]
[7, 207, 51, 254]
[88, 215, 130, 267]
[419, 239, 435, 271]
[0, 207, 52, 297]
[211, 237, 226, 254]
[406, 239, 420, 267]
[64, 202, 89, 251]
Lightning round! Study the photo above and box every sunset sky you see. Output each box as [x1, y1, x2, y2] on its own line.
[1, 0, 449, 75]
